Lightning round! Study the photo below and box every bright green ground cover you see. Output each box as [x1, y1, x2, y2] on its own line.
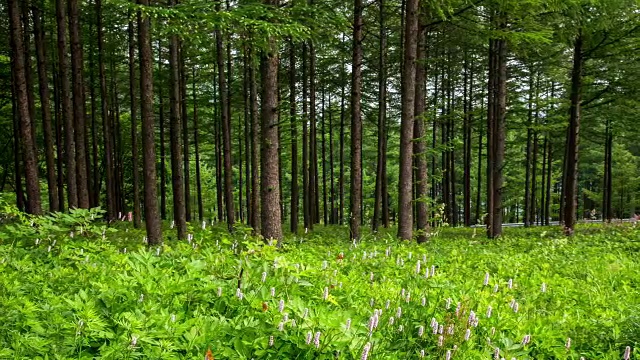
[0, 209, 639, 359]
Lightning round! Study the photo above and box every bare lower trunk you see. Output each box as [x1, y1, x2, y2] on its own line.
[137, 1, 162, 245]
[350, 0, 364, 241]
[397, 0, 418, 240]
[414, 25, 428, 243]
[129, 16, 141, 227]
[9, 0, 42, 214]
[33, 5, 59, 212]
[250, 46, 261, 233]
[289, 42, 298, 233]
[562, 33, 583, 235]
[373, 0, 387, 232]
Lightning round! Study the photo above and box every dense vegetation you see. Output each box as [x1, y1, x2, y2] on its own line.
[1, 202, 639, 359]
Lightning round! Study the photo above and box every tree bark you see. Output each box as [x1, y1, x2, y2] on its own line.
[373, 0, 387, 232]
[9, 0, 42, 214]
[350, 0, 364, 241]
[129, 15, 141, 227]
[56, 0, 77, 209]
[321, 87, 327, 225]
[289, 42, 298, 233]
[215, 4, 235, 231]
[33, 5, 59, 212]
[397, 0, 418, 240]
[414, 24, 428, 243]
[97, 0, 115, 220]
[180, 43, 191, 222]
[260, 2, 283, 241]
[68, 0, 90, 208]
[302, 43, 310, 229]
[169, 13, 187, 239]
[328, 95, 335, 224]
[193, 68, 204, 222]
[339, 38, 345, 225]
[137, 0, 162, 245]
[250, 46, 261, 233]
[158, 43, 167, 220]
[309, 42, 318, 226]
[524, 71, 534, 227]
[562, 33, 583, 234]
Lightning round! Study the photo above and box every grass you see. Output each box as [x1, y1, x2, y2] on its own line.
[0, 216, 639, 359]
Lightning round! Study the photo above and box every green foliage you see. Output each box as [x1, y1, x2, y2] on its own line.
[1, 218, 639, 358]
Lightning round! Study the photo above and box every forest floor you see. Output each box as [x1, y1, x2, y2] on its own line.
[0, 212, 639, 359]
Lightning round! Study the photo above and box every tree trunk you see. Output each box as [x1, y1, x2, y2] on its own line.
[289, 42, 298, 233]
[56, 0, 77, 209]
[545, 138, 552, 225]
[68, 0, 90, 208]
[491, 34, 507, 238]
[180, 44, 191, 222]
[33, 5, 59, 212]
[193, 69, 204, 222]
[321, 87, 327, 225]
[242, 50, 250, 225]
[250, 46, 261, 233]
[137, 0, 162, 245]
[215, 5, 235, 231]
[11, 77, 25, 212]
[302, 43, 310, 229]
[97, 0, 115, 220]
[129, 15, 141, 227]
[562, 33, 583, 235]
[339, 39, 345, 225]
[530, 73, 540, 225]
[309, 42, 318, 227]
[9, 0, 42, 214]
[475, 102, 483, 224]
[414, 24, 428, 243]
[159, 43, 167, 220]
[603, 117, 613, 222]
[373, 0, 387, 232]
[214, 60, 224, 223]
[52, 47, 66, 209]
[524, 71, 534, 227]
[169, 16, 187, 239]
[328, 95, 335, 224]
[397, 0, 418, 240]
[350, 0, 364, 241]
[260, 3, 283, 241]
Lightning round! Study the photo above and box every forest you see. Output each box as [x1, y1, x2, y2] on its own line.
[1, 0, 640, 358]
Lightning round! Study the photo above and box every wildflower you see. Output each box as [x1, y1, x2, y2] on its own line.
[491, 327, 496, 336]
[361, 342, 371, 360]
[468, 311, 476, 325]
[484, 272, 490, 286]
[271, 287, 276, 297]
[447, 324, 455, 335]
[405, 292, 411, 303]
[278, 322, 284, 331]
[418, 325, 424, 337]
[201, 220, 206, 230]
[138, 294, 144, 303]
[261, 272, 267, 283]
[370, 272, 374, 282]
[455, 302, 461, 317]
[541, 283, 547, 293]
[522, 334, 531, 345]
[438, 335, 444, 347]
[624, 346, 632, 360]
[313, 332, 321, 348]
[396, 307, 402, 318]
[431, 265, 436, 276]
[278, 299, 285, 313]
[401, 288, 406, 297]
[217, 287, 222, 297]
[565, 337, 571, 350]
[156, 247, 161, 256]
[446, 298, 452, 309]
[465, 328, 471, 341]
[346, 318, 352, 330]
[487, 306, 493, 318]
[238, 292, 244, 300]
[446, 350, 452, 360]
[305, 331, 312, 345]
[398, 325, 404, 332]
[425, 268, 430, 278]
[420, 349, 425, 358]
[509, 299, 516, 309]
[385, 300, 390, 309]
[494, 348, 500, 360]
[389, 316, 395, 325]
[236, 288, 242, 298]
[438, 324, 444, 334]
[507, 278, 513, 289]
[291, 319, 297, 327]
[171, 314, 176, 322]
[131, 335, 138, 347]
[513, 302, 519, 313]
[322, 260, 328, 270]
[430, 317, 437, 327]
[323, 287, 329, 300]
[416, 260, 421, 274]
[494, 284, 499, 293]
[283, 313, 289, 322]
[422, 297, 426, 306]
[370, 298, 375, 307]
[269, 336, 274, 347]
[303, 308, 309, 318]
